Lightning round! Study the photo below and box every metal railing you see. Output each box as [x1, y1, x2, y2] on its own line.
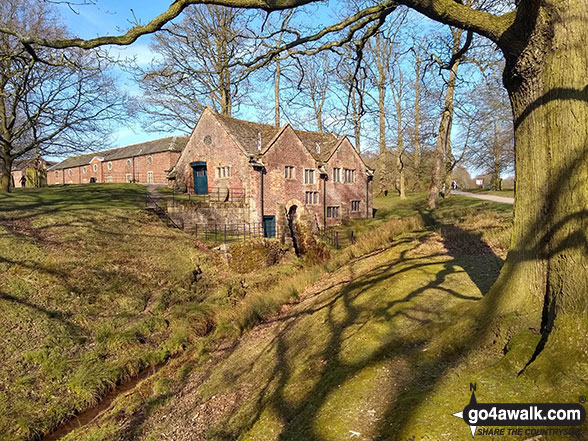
[146, 193, 183, 230]
[321, 227, 355, 249]
[186, 222, 277, 244]
[187, 187, 246, 203]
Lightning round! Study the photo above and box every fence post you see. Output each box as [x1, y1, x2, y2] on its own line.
[224, 224, 227, 244]
[350, 230, 355, 244]
[335, 231, 339, 249]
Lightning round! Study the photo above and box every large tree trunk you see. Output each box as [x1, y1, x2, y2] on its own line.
[1, 152, 13, 192]
[428, 60, 459, 209]
[488, 1, 588, 334]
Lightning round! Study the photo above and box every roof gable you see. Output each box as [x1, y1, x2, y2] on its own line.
[324, 136, 371, 171]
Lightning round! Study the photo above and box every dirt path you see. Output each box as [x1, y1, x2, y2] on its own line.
[453, 189, 514, 204]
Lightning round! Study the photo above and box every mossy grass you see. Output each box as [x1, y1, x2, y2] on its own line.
[0, 185, 317, 440]
[65, 191, 584, 441]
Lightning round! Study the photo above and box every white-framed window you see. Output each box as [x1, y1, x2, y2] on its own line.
[344, 168, 356, 183]
[305, 191, 319, 205]
[351, 200, 360, 212]
[332, 167, 341, 182]
[68, 169, 72, 176]
[107, 161, 113, 170]
[147, 171, 154, 184]
[82, 166, 87, 174]
[107, 176, 113, 183]
[55, 171, 59, 177]
[304, 169, 315, 185]
[82, 178, 88, 183]
[216, 166, 231, 178]
[126, 173, 132, 183]
[126, 159, 132, 167]
[326, 206, 340, 218]
[93, 163, 98, 172]
[147, 156, 153, 165]
[284, 166, 295, 179]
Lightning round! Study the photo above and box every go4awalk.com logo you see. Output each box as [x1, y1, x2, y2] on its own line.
[451, 384, 586, 438]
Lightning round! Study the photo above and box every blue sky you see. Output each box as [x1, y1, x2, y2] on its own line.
[54, 1, 185, 148]
[53, 1, 337, 151]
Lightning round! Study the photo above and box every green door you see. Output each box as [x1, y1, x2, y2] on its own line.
[191, 161, 208, 195]
[263, 216, 275, 238]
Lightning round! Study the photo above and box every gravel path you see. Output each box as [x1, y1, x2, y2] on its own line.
[453, 190, 514, 205]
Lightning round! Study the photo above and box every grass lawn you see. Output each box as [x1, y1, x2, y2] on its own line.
[61, 191, 587, 441]
[0, 185, 310, 440]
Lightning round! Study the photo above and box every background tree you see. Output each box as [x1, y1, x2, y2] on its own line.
[427, 26, 472, 208]
[134, 5, 255, 132]
[464, 69, 514, 188]
[0, 0, 125, 193]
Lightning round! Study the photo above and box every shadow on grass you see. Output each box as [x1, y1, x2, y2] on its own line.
[193, 232, 499, 441]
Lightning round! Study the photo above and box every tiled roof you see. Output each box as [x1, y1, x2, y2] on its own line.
[293, 129, 339, 162]
[0, 157, 54, 172]
[212, 111, 340, 161]
[48, 136, 188, 171]
[213, 113, 281, 155]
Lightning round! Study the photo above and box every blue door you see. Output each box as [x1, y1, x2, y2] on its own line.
[190, 161, 208, 194]
[263, 216, 276, 238]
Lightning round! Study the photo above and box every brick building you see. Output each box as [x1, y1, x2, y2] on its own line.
[0, 157, 54, 189]
[173, 107, 373, 235]
[47, 136, 188, 186]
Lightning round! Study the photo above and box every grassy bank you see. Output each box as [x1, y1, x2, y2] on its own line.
[63, 193, 588, 441]
[0, 185, 316, 440]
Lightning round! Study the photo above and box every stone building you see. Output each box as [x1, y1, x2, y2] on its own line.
[47, 136, 188, 186]
[173, 107, 373, 236]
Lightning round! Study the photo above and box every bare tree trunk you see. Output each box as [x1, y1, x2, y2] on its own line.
[428, 60, 459, 209]
[378, 83, 386, 154]
[396, 94, 406, 199]
[351, 88, 361, 152]
[444, 129, 454, 198]
[275, 58, 281, 127]
[1, 151, 13, 192]
[413, 48, 422, 171]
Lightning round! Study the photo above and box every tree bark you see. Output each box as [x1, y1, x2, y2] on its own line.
[487, 1, 588, 332]
[1, 151, 13, 192]
[443, 137, 453, 198]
